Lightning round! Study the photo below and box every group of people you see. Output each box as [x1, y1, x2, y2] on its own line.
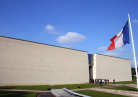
[90, 79, 114, 84]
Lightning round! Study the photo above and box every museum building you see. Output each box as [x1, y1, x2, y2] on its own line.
[0, 36, 132, 86]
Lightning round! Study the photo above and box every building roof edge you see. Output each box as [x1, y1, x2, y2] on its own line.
[0, 35, 87, 53]
[92, 53, 130, 60]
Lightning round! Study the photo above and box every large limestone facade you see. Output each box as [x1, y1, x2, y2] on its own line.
[0, 36, 89, 86]
[90, 54, 132, 82]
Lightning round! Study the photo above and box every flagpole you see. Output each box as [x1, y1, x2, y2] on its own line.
[128, 13, 138, 89]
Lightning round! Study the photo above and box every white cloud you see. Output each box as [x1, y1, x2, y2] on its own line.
[115, 48, 124, 52]
[56, 32, 86, 43]
[45, 24, 57, 34]
[45, 25, 54, 30]
[98, 47, 107, 50]
[132, 19, 138, 23]
[62, 45, 72, 48]
[104, 52, 119, 57]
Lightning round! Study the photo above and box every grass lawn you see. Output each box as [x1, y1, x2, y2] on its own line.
[107, 86, 137, 91]
[0, 91, 38, 97]
[110, 81, 133, 84]
[0, 83, 107, 91]
[76, 90, 129, 97]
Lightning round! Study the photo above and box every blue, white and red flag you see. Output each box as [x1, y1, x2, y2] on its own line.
[107, 21, 130, 50]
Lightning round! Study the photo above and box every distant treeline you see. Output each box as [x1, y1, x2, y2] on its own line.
[131, 68, 137, 75]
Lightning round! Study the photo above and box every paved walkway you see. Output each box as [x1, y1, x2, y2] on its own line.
[89, 88, 138, 97]
[109, 84, 137, 88]
[38, 92, 55, 97]
[125, 84, 137, 88]
[51, 89, 75, 97]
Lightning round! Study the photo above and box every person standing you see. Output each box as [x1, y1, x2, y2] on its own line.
[102, 79, 104, 84]
[97, 79, 99, 84]
[105, 79, 107, 84]
[92, 79, 94, 83]
[107, 79, 109, 84]
[113, 79, 115, 84]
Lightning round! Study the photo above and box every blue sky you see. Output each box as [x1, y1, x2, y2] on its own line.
[0, 0, 138, 67]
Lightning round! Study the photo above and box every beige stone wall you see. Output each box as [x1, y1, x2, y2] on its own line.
[0, 36, 89, 86]
[93, 54, 132, 82]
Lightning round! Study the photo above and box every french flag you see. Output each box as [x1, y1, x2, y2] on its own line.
[107, 21, 130, 50]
